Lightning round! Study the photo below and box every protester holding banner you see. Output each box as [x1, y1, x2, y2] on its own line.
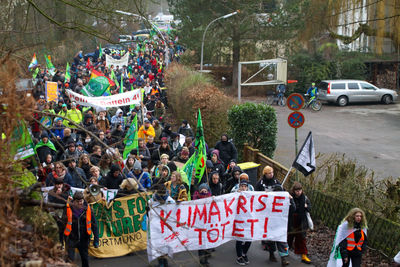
[235, 180, 252, 266]
[288, 182, 312, 264]
[193, 183, 212, 267]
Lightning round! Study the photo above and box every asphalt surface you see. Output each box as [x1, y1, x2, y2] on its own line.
[271, 101, 400, 179]
[89, 241, 314, 266]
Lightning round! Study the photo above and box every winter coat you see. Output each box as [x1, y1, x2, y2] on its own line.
[68, 167, 87, 188]
[209, 181, 224, 196]
[66, 108, 82, 128]
[178, 125, 194, 138]
[100, 171, 124, 189]
[46, 171, 73, 187]
[62, 204, 99, 247]
[214, 140, 238, 167]
[138, 125, 155, 143]
[255, 176, 283, 192]
[288, 193, 312, 237]
[95, 116, 110, 132]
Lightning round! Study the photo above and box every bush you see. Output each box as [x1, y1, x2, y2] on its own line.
[165, 63, 236, 145]
[228, 103, 277, 159]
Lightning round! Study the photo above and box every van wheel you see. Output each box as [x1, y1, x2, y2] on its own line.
[382, 94, 392, 104]
[337, 96, 348, 107]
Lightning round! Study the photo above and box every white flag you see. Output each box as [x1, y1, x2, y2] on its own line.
[292, 131, 316, 176]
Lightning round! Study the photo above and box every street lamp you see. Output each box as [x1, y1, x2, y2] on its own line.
[115, 10, 170, 65]
[200, 11, 239, 72]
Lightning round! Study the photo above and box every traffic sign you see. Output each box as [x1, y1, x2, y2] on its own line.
[287, 93, 305, 110]
[288, 111, 305, 128]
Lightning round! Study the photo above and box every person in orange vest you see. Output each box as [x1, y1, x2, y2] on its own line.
[327, 208, 368, 267]
[63, 191, 99, 267]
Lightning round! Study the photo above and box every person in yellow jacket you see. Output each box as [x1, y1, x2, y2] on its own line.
[138, 118, 155, 143]
[66, 102, 82, 129]
[58, 104, 69, 128]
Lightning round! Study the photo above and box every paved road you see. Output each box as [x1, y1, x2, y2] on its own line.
[89, 241, 314, 266]
[270, 101, 400, 179]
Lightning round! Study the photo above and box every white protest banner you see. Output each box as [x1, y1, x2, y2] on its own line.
[106, 53, 129, 68]
[66, 89, 141, 108]
[41, 186, 118, 203]
[147, 191, 290, 262]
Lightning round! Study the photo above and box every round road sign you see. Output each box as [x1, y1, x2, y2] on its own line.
[287, 93, 305, 110]
[288, 111, 305, 128]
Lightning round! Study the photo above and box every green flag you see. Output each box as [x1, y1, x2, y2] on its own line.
[82, 76, 110, 96]
[194, 109, 207, 184]
[110, 69, 119, 85]
[44, 54, 55, 76]
[99, 43, 103, 58]
[123, 115, 138, 159]
[32, 67, 40, 79]
[65, 62, 71, 81]
[182, 153, 195, 185]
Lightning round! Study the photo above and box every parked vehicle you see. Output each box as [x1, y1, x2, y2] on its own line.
[318, 80, 398, 106]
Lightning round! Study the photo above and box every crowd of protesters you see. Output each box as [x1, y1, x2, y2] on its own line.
[25, 36, 375, 267]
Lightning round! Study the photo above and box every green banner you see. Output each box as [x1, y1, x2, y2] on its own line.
[88, 193, 151, 258]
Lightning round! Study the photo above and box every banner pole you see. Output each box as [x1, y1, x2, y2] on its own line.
[295, 127, 299, 181]
[281, 166, 293, 187]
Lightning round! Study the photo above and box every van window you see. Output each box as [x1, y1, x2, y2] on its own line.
[331, 83, 346, 90]
[348, 83, 360, 90]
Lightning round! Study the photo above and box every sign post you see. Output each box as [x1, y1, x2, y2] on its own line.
[287, 93, 305, 181]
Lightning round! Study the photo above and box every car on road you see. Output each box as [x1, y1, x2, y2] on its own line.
[318, 80, 398, 106]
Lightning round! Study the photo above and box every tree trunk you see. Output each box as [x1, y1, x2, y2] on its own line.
[231, 24, 241, 94]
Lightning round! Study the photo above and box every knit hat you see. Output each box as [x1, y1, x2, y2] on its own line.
[239, 180, 248, 186]
[198, 183, 210, 192]
[41, 131, 49, 139]
[263, 166, 273, 175]
[239, 173, 249, 180]
[206, 160, 213, 169]
[161, 137, 168, 143]
[160, 153, 169, 160]
[110, 164, 121, 173]
[182, 120, 188, 125]
[133, 160, 142, 171]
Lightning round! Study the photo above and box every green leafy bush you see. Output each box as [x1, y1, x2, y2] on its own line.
[228, 103, 277, 159]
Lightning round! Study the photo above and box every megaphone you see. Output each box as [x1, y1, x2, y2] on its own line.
[89, 184, 101, 196]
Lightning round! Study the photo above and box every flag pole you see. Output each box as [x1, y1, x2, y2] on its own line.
[281, 166, 293, 187]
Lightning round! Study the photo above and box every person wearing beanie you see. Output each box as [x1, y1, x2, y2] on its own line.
[138, 117, 156, 143]
[178, 119, 194, 138]
[193, 183, 212, 266]
[172, 147, 190, 163]
[128, 160, 151, 191]
[231, 173, 255, 192]
[100, 164, 124, 189]
[63, 191, 99, 267]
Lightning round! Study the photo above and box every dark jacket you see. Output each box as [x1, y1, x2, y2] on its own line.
[255, 176, 283, 192]
[100, 171, 124, 189]
[214, 140, 238, 167]
[288, 193, 312, 236]
[68, 166, 87, 188]
[63, 204, 99, 247]
[46, 171, 73, 187]
[178, 125, 194, 138]
[209, 181, 224, 196]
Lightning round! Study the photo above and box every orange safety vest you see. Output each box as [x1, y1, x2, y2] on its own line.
[64, 203, 92, 236]
[346, 230, 364, 251]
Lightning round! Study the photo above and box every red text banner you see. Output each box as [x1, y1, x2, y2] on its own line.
[147, 191, 290, 262]
[66, 89, 141, 108]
